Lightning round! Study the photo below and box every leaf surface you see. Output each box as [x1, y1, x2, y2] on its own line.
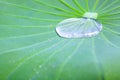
[0, 0, 120, 80]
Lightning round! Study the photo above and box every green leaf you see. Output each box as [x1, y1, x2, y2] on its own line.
[0, 0, 120, 80]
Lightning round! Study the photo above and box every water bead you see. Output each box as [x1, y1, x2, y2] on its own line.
[55, 12, 103, 38]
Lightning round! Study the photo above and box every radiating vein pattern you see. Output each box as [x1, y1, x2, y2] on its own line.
[0, 0, 120, 80]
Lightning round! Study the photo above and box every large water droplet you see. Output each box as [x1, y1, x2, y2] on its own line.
[56, 18, 102, 38]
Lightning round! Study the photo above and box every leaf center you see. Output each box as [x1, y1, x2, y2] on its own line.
[83, 12, 98, 19]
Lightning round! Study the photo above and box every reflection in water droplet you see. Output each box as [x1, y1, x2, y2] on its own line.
[55, 18, 102, 38]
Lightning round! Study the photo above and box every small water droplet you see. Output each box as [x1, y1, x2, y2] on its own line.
[39, 65, 42, 68]
[56, 18, 102, 38]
